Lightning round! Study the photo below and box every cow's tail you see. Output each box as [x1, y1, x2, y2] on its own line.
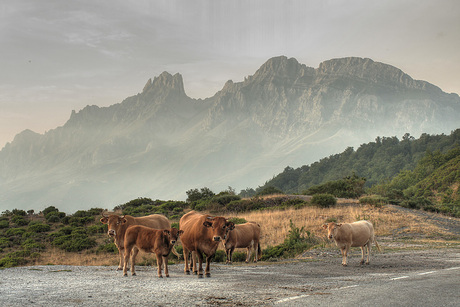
[374, 236, 382, 253]
[257, 242, 262, 260]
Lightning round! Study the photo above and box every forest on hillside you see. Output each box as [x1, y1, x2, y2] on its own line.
[257, 129, 460, 194]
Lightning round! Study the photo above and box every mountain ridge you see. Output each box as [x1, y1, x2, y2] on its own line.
[1, 56, 459, 212]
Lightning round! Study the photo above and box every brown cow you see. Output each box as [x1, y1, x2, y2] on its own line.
[100, 213, 172, 270]
[179, 210, 235, 278]
[123, 226, 183, 277]
[322, 220, 381, 266]
[223, 222, 262, 264]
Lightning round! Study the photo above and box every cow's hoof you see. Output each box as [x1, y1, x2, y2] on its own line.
[198, 274, 204, 278]
[342, 264, 347, 266]
[158, 275, 163, 278]
[193, 271, 198, 275]
[185, 271, 190, 275]
[205, 273, 211, 278]
[123, 273, 128, 277]
[366, 262, 370, 265]
[166, 275, 170, 278]
[117, 267, 123, 271]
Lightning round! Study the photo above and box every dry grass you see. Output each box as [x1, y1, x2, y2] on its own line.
[30, 201, 460, 266]
[227, 201, 458, 248]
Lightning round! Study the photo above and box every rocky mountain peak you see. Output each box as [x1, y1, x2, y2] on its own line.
[253, 56, 313, 81]
[142, 71, 186, 97]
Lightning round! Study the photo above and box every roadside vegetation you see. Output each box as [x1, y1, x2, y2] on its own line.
[1, 130, 458, 268]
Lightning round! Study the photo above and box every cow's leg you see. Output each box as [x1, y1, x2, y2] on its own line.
[131, 247, 138, 276]
[225, 248, 231, 264]
[192, 251, 198, 275]
[254, 242, 258, 262]
[228, 247, 235, 264]
[183, 248, 190, 275]
[196, 250, 204, 278]
[205, 254, 212, 277]
[366, 242, 371, 265]
[118, 247, 125, 271]
[156, 253, 163, 278]
[163, 256, 169, 277]
[246, 246, 251, 263]
[341, 245, 349, 266]
[360, 246, 365, 265]
[123, 247, 131, 276]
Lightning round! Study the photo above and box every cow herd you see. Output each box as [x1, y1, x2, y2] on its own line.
[100, 210, 381, 278]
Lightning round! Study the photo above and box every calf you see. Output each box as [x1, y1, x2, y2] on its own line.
[223, 222, 262, 264]
[123, 226, 183, 277]
[100, 213, 172, 270]
[179, 210, 235, 277]
[322, 220, 381, 266]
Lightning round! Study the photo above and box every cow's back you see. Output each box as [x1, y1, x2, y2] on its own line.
[232, 222, 260, 247]
[134, 214, 170, 229]
[179, 211, 205, 246]
[348, 220, 373, 247]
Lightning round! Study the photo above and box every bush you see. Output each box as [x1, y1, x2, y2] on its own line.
[228, 217, 247, 225]
[0, 220, 9, 229]
[96, 243, 118, 254]
[311, 194, 337, 208]
[256, 186, 284, 196]
[28, 222, 51, 233]
[359, 195, 389, 207]
[262, 220, 318, 261]
[11, 215, 29, 226]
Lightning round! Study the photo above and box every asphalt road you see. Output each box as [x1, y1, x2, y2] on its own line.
[1, 248, 459, 306]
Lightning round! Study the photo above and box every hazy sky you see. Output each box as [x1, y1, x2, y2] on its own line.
[1, 0, 459, 148]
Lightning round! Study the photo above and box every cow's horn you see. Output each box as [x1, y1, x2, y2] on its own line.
[120, 215, 125, 219]
[101, 211, 108, 218]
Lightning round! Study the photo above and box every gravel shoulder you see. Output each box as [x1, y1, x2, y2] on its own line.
[1, 247, 459, 306]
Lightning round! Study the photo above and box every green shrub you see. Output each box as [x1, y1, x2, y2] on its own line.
[262, 220, 318, 261]
[311, 194, 337, 208]
[28, 222, 51, 233]
[11, 215, 29, 226]
[96, 243, 118, 254]
[228, 217, 247, 225]
[256, 186, 284, 196]
[6, 228, 26, 237]
[359, 195, 389, 207]
[230, 251, 247, 262]
[0, 220, 9, 229]
[0, 237, 11, 248]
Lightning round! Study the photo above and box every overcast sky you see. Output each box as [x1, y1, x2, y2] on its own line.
[1, 0, 459, 148]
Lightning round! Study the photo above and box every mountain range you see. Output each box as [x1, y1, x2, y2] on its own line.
[1, 56, 459, 213]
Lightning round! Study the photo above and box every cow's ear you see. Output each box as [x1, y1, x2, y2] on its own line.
[203, 221, 213, 228]
[178, 230, 184, 236]
[336, 223, 342, 227]
[163, 229, 170, 235]
[227, 222, 235, 230]
[100, 217, 108, 224]
[322, 224, 328, 229]
[121, 218, 128, 224]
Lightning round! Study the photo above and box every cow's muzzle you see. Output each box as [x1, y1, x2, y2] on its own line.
[328, 235, 333, 239]
[171, 240, 176, 244]
[213, 236, 221, 242]
[108, 230, 116, 237]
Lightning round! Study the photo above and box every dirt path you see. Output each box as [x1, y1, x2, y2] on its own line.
[388, 204, 460, 236]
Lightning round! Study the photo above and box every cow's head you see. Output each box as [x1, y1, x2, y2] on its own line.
[203, 216, 235, 242]
[169, 228, 184, 245]
[322, 222, 342, 239]
[100, 212, 127, 238]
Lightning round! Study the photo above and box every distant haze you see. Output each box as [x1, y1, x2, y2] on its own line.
[0, 56, 458, 213]
[1, 0, 459, 148]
